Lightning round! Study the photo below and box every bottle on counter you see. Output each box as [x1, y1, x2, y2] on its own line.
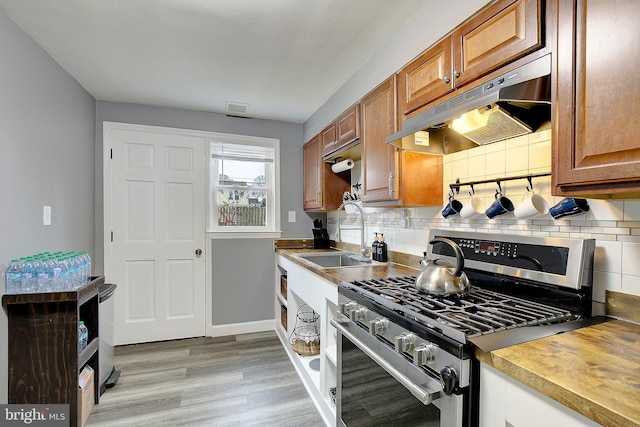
[372, 233, 380, 261]
[5, 259, 22, 294]
[379, 234, 388, 263]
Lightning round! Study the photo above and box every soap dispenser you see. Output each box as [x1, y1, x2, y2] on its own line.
[379, 234, 388, 262]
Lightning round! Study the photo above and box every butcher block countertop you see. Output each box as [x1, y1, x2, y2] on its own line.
[276, 242, 640, 426]
[476, 319, 640, 426]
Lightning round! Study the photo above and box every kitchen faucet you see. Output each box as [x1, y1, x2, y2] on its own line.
[337, 201, 370, 261]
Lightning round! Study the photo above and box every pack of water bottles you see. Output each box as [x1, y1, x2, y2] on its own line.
[4, 251, 92, 294]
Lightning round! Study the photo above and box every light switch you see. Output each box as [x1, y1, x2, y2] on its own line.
[43, 205, 52, 226]
[288, 211, 296, 223]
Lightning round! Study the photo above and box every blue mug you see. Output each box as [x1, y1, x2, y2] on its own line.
[549, 198, 589, 219]
[485, 196, 514, 219]
[441, 199, 463, 218]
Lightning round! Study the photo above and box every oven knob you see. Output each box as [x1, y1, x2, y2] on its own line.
[340, 302, 358, 316]
[349, 307, 367, 322]
[369, 318, 388, 336]
[394, 333, 415, 353]
[440, 366, 458, 395]
[413, 343, 437, 367]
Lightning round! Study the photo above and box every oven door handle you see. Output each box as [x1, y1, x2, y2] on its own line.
[331, 318, 441, 405]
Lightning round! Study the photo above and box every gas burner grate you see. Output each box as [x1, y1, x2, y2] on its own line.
[347, 276, 576, 339]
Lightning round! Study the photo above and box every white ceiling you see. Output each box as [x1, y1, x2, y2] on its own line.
[0, 0, 428, 123]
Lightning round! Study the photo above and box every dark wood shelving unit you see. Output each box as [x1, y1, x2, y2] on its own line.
[2, 276, 104, 427]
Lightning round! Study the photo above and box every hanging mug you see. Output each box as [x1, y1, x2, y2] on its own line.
[485, 191, 514, 219]
[441, 198, 463, 218]
[514, 192, 549, 219]
[549, 198, 589, 220]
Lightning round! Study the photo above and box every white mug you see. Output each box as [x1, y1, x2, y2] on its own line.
[460, 197, 485, 219]
[514, 193, 549, 219]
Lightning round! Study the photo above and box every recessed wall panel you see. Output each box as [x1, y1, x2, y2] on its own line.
[167, 259, 194, 318]
[166, 182, 194, 241]
[126, 260, 156, 321]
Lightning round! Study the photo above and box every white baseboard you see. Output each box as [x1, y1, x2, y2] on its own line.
[208, 319, 275, 337]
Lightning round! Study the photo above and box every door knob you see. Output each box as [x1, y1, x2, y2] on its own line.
[195, 248, 202, 256]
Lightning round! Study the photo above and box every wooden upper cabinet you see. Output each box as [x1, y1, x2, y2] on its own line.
[398, 0, 542, 121]
[322, 103, 360, 158]
[362, 76, 443, 206]
[397, 38, 454, 119]
[303, 135, 323, 210]
[553, 0, 640, 196]
[362, 77, 398, 202]
[453, 0, 542, 88]
[304, 134, 351, 211]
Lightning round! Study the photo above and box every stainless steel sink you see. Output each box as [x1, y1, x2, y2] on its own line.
[297, 252, 373, 268]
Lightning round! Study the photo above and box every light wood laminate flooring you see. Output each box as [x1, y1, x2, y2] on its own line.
[86, 331, 325, 426]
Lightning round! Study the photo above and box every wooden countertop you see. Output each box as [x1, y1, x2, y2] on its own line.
[476, 319, 640, 427]
[277, 244, 640, 426]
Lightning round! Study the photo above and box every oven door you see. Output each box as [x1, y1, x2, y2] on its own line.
[331, 317, 465, 427]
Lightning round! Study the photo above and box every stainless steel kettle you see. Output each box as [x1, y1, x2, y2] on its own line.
[414, 238, 470, 296]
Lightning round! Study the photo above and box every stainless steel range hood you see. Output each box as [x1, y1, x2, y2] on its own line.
[387, 54, 552, 155]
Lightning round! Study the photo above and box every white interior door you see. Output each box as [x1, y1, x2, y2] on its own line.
[106, 125, 206, 345]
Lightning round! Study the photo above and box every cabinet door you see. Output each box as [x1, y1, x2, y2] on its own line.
[397, 37, 454, 118]
[453, 0, 542, 88]
[336, 103, 360, 151]
[362, 77, 398, 202]
[303, 135, 322, 209]
[554, 0, 640, 196]
[321, 122, 337, 157]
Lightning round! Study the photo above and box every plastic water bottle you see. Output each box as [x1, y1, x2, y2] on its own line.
[21, 257, 37, 293]
[58, 256, 71, 290]
[78, 321, 88, 352]
[50, 256, 62, 290]
[81, 251, 92, 283]
[35, 256, 53, 291]
[5, 260, 22, 293]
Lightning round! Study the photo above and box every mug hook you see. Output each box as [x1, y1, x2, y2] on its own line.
[526, 176, 533, 193]
[469, 183, 475, 197]
[495, 181, 502, 199]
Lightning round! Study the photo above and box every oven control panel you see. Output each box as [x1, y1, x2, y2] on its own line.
[435, 235, 570, 275]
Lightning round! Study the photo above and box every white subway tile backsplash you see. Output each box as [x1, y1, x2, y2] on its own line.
[505, 145, 529, 174]
[621, 275, 640, 295]
[593, 271, 621, 303]
[622, 242, 640, 276]
[586, 200, 624, 221]
[594, 241, 622, 273]
[623, 200, 640, 220]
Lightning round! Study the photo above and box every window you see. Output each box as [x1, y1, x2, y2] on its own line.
[208, 134, 280, 235]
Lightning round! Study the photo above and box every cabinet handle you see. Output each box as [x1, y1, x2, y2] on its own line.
[453, 70, 460, 78]
[443, 76, 451, 84]
[316, 190, 320, 204]
[388, 172, 395, 197]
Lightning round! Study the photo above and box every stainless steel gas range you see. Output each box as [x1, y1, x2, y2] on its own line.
[331, 229, 606, 427]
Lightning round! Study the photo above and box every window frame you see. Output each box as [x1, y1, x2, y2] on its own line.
[207, 133, 281, 237]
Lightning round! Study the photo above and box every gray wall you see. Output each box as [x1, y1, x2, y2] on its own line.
[211, 239, 275, 324]
[95, 102, 324, 325]
[0, 9, 96, 403]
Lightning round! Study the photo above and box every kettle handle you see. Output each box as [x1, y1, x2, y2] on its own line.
[428, 238, 465, 277]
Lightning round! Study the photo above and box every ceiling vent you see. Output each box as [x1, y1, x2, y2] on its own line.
[225, 101, 250, 116]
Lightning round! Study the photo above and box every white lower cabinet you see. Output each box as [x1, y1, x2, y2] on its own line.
[480, 363, 601, 427]
[275, 254, 337, 427]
